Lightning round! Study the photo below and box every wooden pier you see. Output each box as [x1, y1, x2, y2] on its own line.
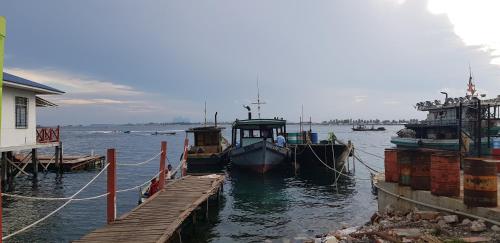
[76, 174, 225, 243]
[13, 154, 105, 172]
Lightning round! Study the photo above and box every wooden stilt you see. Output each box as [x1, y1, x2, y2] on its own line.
[1, 152, 6, 190]
[55, 144, 60, 177]
[31, 148, 38, 179]
[59, 142, 64, 175]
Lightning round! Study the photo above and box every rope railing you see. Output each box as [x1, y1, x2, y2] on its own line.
[2, 163, 110, 241]
[0, 140, 189, 241]
[118, 151, 163, 166]
[116, 171, 162, 193]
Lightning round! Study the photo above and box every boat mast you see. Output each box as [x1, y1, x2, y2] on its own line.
[467, 64, 477, 97]
[252, 77, 266, 119]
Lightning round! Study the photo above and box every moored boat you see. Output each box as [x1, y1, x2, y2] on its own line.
[186, 125, 229, 169]
[229, 118, 289, 173]
[391, 72, 500, 156]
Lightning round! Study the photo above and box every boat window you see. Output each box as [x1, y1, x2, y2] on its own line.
[243, 130, 250, 138]
[252, 130, 260, 138]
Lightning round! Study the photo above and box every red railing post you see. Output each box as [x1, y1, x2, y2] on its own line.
[159, 141, 167, 190]
[182, 138, 189, 177]
[107, 149, 116, 224]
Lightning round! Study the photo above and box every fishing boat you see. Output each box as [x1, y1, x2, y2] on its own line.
[229, 118, 289, 173]
[391, 71, 500, 156]
[352, 124, 386, 131]
[186, 125, 229, 168]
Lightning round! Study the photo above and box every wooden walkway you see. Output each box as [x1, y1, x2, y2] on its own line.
[75, 174, 225, 243]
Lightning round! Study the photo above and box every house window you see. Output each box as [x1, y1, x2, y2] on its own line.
[15, 97, 28, 129]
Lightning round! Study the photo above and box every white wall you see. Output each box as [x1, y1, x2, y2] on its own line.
[1, 86, 37, 147]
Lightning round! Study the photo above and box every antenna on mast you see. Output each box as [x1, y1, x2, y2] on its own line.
[204, 101, 207, 126]
[251, 76, 266, 118]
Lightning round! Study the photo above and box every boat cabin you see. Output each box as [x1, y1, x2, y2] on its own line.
[231, 119, 287, 147]
[186, 126, 225, 155]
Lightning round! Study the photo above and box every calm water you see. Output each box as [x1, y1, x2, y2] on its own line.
[2, 124, 401, 243]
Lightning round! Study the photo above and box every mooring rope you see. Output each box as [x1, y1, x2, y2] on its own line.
[2, 163, 110, 241]
[353, 146, 385, 160]
[118, 151, 163, 166]
[353, 154, 381, 173]
[307, 144, 371, 180]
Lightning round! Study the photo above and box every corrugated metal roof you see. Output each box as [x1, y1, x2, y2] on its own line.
[3, 72, 64, 94]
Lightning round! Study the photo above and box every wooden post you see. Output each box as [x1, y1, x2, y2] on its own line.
[159, 141, 167, 190]
[59, 142, 64, 175]
[182, 138, 189, 177]
[107, 149, 116, 224]
[1, 152, 6, 190]
[32, 148, 38, 179]
[55, 144, 60, 176]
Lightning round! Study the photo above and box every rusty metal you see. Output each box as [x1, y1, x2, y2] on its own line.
[410, 149, 431, 190]
[384, 148, 399, 183]
[430, 153, 460, 197]
[463, 158, 498, 207]
[397, 149, 413, 186]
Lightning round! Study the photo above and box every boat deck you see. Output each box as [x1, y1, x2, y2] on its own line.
[75, 174, 225, 243]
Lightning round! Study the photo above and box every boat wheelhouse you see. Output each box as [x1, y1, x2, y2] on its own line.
[229, 118, 289, 173]
[186, 125, 229, 169]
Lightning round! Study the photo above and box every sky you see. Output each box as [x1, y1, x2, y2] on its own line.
[2, 0, 500, 125]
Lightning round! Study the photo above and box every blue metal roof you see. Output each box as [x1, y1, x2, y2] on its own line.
[3, 72, 64, 94]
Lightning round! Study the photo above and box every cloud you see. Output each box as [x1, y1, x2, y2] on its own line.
[54, 98, 134, 105]
[4, 67, 142, 96]
[354, 95, 367, 103]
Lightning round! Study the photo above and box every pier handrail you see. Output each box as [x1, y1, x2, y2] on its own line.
[118, 150, 163, 166]
[2, 162, 110, 241]
[0, 141, 182, 241]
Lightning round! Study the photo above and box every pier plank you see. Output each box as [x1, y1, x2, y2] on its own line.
[75, 175, 224, 243]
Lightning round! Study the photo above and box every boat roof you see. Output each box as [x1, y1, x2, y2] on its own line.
[232, 119, 286, 129]
[3, 72, 64, 95]
[186, 126, 225, 133]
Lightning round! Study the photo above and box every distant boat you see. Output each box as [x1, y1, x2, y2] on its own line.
[352, 124, 386, 131]
[123, 130, 131, 134]
[229, 118, 289, 173]
[151, 131, 176, 135]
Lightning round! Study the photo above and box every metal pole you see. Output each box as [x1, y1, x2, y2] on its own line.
[477, 99, 482, 156]
[159, 141, 167, 190]
[107, 148, 116, 224]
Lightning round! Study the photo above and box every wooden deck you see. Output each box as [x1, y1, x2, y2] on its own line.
[14, 154, 105, 172]
[75, 174, 225, 243]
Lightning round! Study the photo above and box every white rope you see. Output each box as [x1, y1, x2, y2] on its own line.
[2, 192, 109, 201]
[2, 163, 110, 240]
[116, 170, 162, 193]
[307, 144, 371, 181]
[118, 151, 163, 166]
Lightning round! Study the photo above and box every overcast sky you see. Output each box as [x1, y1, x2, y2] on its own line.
[2, 0, 500, 125]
